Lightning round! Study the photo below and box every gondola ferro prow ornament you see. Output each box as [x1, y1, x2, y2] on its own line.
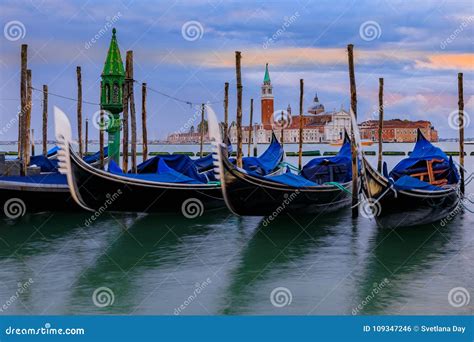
[54, 106, 94, 211]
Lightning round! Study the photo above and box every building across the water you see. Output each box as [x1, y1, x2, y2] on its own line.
[359, 119, 438, 142]
[228, 63, 351, 144]
[167, 64, 438, 144]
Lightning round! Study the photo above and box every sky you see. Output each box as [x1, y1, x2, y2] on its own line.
[0, 0, 473, 141]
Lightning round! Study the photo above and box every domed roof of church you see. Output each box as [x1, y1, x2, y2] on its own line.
[308, 92, 325, 114]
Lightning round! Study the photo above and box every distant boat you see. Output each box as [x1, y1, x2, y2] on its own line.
[330, 139, 373, 146]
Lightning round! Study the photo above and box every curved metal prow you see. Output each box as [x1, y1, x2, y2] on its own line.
[54, 106, 93, 211]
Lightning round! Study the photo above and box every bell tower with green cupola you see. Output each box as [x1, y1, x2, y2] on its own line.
[101, 28, 125, 165]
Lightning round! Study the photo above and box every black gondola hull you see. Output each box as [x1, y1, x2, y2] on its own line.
[361, 157, 460, 228]
[0, 182, 80, 214]
[66, 146, 224, 213]
[218, 145, 351, 216]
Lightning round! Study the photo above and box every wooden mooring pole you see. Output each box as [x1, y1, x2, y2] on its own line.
[25, 69, 32, 167]
[200, 103, 205, 158]
[377, 78, 384, 173]
[224, 82, 229, 141]
[128, 51, 137, 173]
[458, 72, 465, 195]
[235, 51, 243, 168]
[141, 82, 148, 162]
[30, 128, 35, 156]
[298, 79, 304, 170]
[76, 66, 83, 157]
[85, 118, 89, 155]
[347, 44, 359, 218]
[20, 44, 27, 175]
[248, 98, 253, 157]
[42, 84, 48, 156]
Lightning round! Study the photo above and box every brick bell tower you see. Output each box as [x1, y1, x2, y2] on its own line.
[261, 63, 274, 129]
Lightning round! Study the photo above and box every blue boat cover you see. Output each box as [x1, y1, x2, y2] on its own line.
[83, 146, 109, 164]
[136, 154, 208, 183]
[46, 146, 60, 157]
[265, 172, 318, 187]
[301, 133, 352, 184]
[193, 136, 233, 172]
[108, 160, 203, 184]
[393, 175, 444, 191]
[389, 130, 459, 185]
[29, 155, 59, 173]
[232, 132, 284, 176]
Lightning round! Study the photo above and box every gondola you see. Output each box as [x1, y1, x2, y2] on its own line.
[0, 144, 109, 215]
[207, 108, 353, 216]
[359, 129, 461, 228]
[54, 106, 285, 214]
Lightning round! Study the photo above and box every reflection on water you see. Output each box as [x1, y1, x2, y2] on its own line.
[0, 153, 472, 315]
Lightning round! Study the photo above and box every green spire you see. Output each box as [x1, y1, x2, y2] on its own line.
[102, 28, 125, 76]
[263, 63, 270, 84]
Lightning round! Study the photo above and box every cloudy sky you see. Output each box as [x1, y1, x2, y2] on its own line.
[0, 0, 473, 141]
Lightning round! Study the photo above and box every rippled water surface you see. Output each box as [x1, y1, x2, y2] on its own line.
[0, 143, 472, 315]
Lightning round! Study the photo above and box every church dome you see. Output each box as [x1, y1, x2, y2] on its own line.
[308, 92, 325, 114]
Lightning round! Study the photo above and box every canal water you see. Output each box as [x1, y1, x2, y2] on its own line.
[0, 142, 472, 315]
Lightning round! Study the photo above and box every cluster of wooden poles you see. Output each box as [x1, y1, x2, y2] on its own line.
[16, 43, 466, 212]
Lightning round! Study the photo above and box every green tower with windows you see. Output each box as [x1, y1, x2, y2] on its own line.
[101, 28, 125, 165]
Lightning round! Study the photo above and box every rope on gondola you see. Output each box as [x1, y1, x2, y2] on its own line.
[460, 201, 474, 213]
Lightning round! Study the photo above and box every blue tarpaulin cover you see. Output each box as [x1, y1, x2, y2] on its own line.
[136, 154, 208, 183]
[389, 130, 459, 186]
[265, 172, 318, 187]
[249, 133, 351, 188]
[108, 159, 203, 184]
[301, 133, 352, 184]
[46, 146, 60, 157]
[232, 132, 284, 176]
[83, 146, 109, 164]
[393, 175, 444, 191]
[29, 155, 59, 173]
[193, 136, 233, 172]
